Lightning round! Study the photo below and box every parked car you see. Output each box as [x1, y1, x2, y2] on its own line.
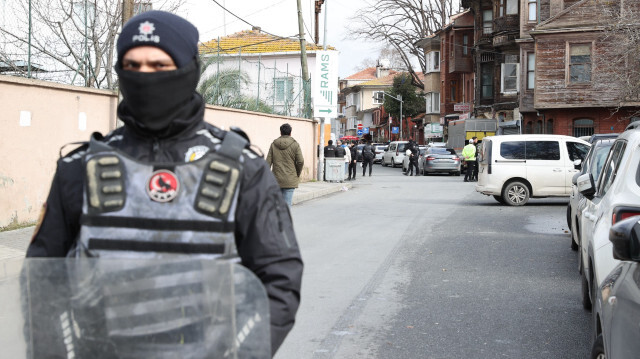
[577, 126, 640, 312]
[587, 133, 619, 144]
[374, 144, 387, 163]
[591, 216, 640, 358]
[568, 139, 615, 252]
[476, 134, 590, 206]
[417, 147, 461, 176]
[382, 141, 409, 168]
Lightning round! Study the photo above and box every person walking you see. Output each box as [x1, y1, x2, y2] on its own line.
[341, 141, 351, 180]
[472, 136, 479, 181]
[462, 137, 477, 182]
[26, 10, 302, 357]
[267, 123, 305, 206]
[404, 139, 419, 176]
[362, 140, 375, 177]
[348, 142, 358, 180]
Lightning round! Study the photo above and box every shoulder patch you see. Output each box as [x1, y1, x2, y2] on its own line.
[185, 145, 210, 162]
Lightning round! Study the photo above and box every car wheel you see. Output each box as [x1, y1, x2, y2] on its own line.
[493, 195, 505, 204]
[566, 205, 572, 229]
[590, 334, 605, 359]
[582, 266, 592, 311]
[571, 235, 579, 251]
[502, 181, 530, 206]
[391, 158, 396, 168]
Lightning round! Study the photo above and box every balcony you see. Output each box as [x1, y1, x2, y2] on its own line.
[494, 15, 519, 34]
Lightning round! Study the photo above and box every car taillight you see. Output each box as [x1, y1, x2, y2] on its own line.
[453, 157, 460, 162]
[426, 156, 436, 161]
[612, 207, 640, 225]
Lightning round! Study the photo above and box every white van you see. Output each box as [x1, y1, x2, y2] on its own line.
[476, 135, 590, 205]
[382, 141, 409, 168]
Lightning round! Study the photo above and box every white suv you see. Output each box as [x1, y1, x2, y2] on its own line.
[476, 135, 590, 206]
[576, 125, 640, 310]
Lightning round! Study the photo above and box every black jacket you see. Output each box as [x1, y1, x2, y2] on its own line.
[362, 144, 374, 159]
[349, 146, 358, 162]
[334, 145, 346, 157]
[27, 95, 303, 356]
[323, 145, 336, 158]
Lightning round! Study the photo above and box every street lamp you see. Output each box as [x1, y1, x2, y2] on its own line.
[374, 92, 403, 140]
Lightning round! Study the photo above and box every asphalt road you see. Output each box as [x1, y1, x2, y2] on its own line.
[275, 164, 591, 359]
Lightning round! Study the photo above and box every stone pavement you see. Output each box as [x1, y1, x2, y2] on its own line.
[0, 180, 351, 261]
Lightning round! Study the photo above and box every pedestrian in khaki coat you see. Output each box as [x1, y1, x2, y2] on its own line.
[267, 123, 305, 206]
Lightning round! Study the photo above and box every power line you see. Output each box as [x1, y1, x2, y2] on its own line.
[200, 0, 288, 37]
[207, 0, 297, 40]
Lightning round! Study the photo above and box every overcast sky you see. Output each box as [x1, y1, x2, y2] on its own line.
[179, 0, 380, 77]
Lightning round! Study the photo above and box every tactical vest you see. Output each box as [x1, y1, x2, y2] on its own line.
[72, 131, 247, 259]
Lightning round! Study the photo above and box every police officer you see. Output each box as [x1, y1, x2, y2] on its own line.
[26, 11, 302, 357]
[362, 140, 375, 176]
[404, 139, 419, 176]
[462, 137, 477, 182]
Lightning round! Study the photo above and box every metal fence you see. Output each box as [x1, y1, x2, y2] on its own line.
[199, 50, 312, 119]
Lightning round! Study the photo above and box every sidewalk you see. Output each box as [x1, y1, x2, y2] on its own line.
[0, 181, 352, 261]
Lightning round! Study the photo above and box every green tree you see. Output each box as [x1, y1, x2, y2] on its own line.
[383, 73, 425, 118]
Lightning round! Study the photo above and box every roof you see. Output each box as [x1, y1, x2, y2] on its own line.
[343, 67, 399, 81]
[358, 72, 399, 87]
[199, 29, 335, 55]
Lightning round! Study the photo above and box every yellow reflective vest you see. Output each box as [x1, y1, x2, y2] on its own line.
[462, 143, 476, 161]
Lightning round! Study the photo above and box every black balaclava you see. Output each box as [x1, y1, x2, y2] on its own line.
[115, 10, 201, 137]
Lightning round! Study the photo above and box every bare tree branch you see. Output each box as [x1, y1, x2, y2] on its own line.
[348, 0, 461, 90]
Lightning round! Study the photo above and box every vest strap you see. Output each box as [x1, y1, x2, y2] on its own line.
[88, 238, 226, 254]
[81, 215, 234, 232]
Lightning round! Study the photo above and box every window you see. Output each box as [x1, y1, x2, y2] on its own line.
[426, 92, 440, 114]
[566, 142, 590, 162]
[499, 0, 518, 17]
[373, 91, 384, 105]
[501, 141, 525, 159]
[527, 53, 535, 90]
[275, 77, 294, 102]
[450, 35, 454, 58]
[525, 121, 533, 134]
[463, 35, 469, 56]
[426, 51, 440, 72]
[599, 140, 627, 196]
[573, 118, 594, 137]
[535, 120, 542, 134]
[527, 141, 560, 160]
[347, 117, 357, 129]
[482, 10, 493, 34]
[569, 44, 591, 84]
[546, 119, 553, 134]
[501, 62, 519, 94]
[450, 80, 457, 102]
[528, 0, 537, 21]
[481, 63, 493, 99]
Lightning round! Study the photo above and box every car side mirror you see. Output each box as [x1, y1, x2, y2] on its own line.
[572, 172, 581, 185]
[573, 159, 582, 170]
[577, 173, 596, 197]
[609, 215, 640, 261]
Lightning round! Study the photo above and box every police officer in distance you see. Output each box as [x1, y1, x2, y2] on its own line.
[26, 10, 302, 357]
[361, 140, 375, 176]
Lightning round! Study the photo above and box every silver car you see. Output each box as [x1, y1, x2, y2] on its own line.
[418, 147, 461, 175]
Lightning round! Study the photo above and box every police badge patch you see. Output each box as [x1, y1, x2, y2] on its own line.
[184, 145, 209, 162]
[147, 170, 179, 202]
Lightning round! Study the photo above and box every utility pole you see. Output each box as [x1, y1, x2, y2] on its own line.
[314, 0, 324, 44]
[296, 0, 311, 117]
[122, 0, 134, 25]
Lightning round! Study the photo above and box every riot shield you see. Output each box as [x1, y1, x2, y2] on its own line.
[0, 258, 270, 359]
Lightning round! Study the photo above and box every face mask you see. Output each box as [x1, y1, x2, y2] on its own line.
[115, 59, 200, 132]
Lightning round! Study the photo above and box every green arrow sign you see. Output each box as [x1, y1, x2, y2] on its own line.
[318, 108, 333, 114]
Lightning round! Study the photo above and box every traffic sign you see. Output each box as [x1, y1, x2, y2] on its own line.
[363, 127, 369, 134]
[357, 123, 363, 130]
[312, 50, 339, 118]
[391, 127, 399, 134]
[356, 129, 363, 136]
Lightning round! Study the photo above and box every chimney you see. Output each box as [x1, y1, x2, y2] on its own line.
[376, 59, 391, 78]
